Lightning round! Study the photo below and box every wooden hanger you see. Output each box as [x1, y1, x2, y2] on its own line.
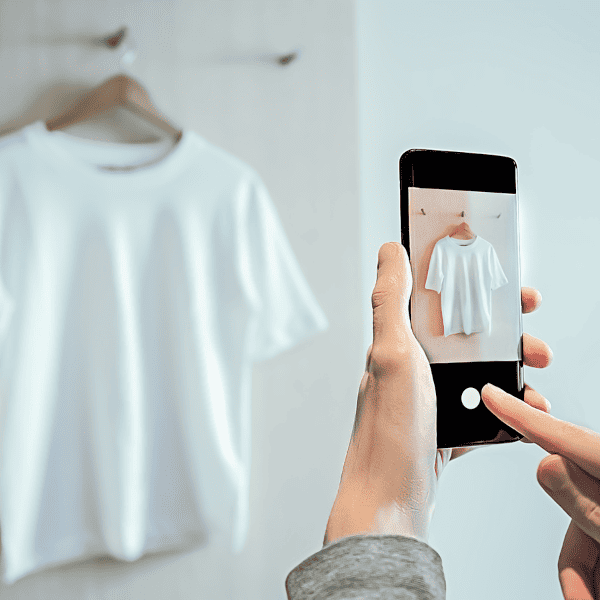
[45, 74, 183, 144]
[450, 221, 476, 240]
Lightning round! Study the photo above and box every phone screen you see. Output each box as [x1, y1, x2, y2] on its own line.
[400, 150, 524, 449]
[407, 187, 521, 367]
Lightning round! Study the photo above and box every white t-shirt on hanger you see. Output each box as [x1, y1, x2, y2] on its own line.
[425, 235, 508, 336]
[0, 121, 329, 584]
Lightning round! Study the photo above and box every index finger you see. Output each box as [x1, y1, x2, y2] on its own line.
[481, 384, 600, 481]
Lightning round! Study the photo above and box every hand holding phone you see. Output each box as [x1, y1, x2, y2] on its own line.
[323, 241, 552, 548]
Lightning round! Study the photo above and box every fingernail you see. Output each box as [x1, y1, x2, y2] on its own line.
[539, 470, 561, 492]
[483, 383, 502, 395]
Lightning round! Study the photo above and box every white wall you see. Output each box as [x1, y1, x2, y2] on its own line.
[0, 1, 360, 599]
[357, 2, 600, 599]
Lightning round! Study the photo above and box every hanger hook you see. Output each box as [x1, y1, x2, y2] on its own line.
[101, 27, 127, 48]
[461, 211, 465, 217]
[100, 26, 138, 66]
[278, 52, 298, 66]
[421, 208, 426, 215]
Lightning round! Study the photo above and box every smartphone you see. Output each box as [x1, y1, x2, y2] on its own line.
[399, 149, 524, 450]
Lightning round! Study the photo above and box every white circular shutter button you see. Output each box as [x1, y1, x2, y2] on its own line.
[461, 387, 481, 410]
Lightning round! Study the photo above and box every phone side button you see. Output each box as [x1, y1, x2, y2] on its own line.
[461, 387, 481, 410]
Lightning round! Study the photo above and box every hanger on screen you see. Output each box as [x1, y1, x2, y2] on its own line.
[449, 211, 476, 240]
[44, 73, 183, 144]
[419, 208, 501, 240]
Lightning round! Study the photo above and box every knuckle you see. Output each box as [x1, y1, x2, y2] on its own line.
[369, 345, 409, 375]
[582, 501, 600, 530]
[371, 287, 389, 309]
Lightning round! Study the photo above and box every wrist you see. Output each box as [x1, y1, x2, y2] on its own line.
[324, 484, 430, 547]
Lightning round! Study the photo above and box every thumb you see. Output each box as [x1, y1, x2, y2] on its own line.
[371, 242, 413, 348]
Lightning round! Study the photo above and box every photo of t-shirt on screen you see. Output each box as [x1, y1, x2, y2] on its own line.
[425, 235, 508, 337]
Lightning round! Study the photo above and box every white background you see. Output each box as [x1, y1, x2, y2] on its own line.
[358, 2, 600, 599]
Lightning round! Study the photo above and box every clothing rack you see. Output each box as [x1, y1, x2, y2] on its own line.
[420, 209, 501, 218]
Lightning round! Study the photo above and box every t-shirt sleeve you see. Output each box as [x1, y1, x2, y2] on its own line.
[425, 243, 444, 294]
[489, 246, 509, 291]
[236, 174, 329, 363]
[285, 534, 446, 600]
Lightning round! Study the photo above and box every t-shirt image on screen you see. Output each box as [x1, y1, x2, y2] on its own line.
[425, 235, 508, 337]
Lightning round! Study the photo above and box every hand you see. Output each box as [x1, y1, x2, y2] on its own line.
[324, 242, 553, 547]
[481, 383, 600, 599]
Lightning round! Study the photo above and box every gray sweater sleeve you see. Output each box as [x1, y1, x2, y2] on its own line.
[285, 534, 446, 600]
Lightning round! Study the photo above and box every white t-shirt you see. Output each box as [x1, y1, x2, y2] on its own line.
[424, 235, 508, 336]
[0, 121, 329, 584]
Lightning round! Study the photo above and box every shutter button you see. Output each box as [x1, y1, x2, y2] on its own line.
[461, 387, 481, 410]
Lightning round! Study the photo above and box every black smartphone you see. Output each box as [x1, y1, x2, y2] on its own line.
[399, 149, 524, 450]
